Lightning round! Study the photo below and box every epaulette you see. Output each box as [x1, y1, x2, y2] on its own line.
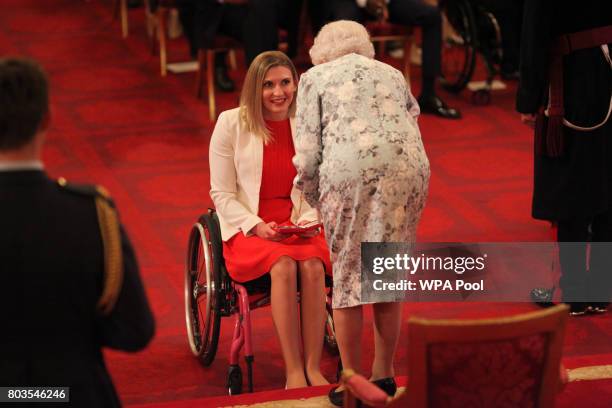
[56, 177, 115, 207]
[57, 176, 124, 315]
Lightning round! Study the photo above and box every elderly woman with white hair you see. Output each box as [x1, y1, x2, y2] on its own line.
[293, 20, 430, 405]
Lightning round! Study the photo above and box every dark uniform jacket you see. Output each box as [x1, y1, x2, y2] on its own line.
[0, 170, 155, 407]
[517, 0, 612, 221]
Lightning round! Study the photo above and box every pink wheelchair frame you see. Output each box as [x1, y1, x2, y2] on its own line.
[185, 209, 338, 395]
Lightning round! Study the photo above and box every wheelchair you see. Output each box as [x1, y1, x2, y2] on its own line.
[440, 0, 504, 105]
[184, 209, 339, 395]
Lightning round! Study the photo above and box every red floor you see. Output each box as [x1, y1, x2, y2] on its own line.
[2, 0, 611, 406]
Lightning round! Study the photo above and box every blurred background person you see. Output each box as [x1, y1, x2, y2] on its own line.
[293, 21, 430, 406]
[517, 0, 612, 315]
[171, 0, 300, 92]
[483, 0, 524, 80]
[0, 57, 155, 407]
[329, 0, 461, 119]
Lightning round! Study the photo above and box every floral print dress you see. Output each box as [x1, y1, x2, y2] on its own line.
[293, 53, 430, 308]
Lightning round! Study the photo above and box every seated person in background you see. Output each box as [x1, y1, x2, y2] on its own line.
[209, 51, 332, 388]
[0, 58, 155, 407]
[175, 0, 290, 92]
[329, 0, 461, 119]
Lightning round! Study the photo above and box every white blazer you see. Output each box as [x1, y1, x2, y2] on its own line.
[209, 107, 319, 241]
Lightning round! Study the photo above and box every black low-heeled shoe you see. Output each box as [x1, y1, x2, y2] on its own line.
[328, 377, 397, 407]
[530, 287, 555, 308]
[417, 94, 462, 119]
[328, 386, 344, 407]
[214, 66, 235, 93]
[372, 377, 397, 396]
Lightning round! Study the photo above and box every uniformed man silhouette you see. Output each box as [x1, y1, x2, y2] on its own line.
[0, 58, 155, 407]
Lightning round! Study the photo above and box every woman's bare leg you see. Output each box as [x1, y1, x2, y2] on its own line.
[371, 302, 402, 380]
[270, 256, 307, 388]
[297, 258, 329, 386]
[333, 305, 363, 389]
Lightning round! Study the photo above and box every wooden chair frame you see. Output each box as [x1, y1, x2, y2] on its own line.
[342, 304, 569, 408]
[367, 22, 415, 85]
[196, 47, 239, 122]
[113, 0, 129, 38]
[403, 304, 568, 408]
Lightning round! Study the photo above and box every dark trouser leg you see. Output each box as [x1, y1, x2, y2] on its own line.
[307, 0, 331, 35]
[589, 210, 612, 304]
[177, 0, 197, 57]
[243, 0, 280, 65]
[277, 0, 303, 58]
[557, 218, 590, 302]
[388, 0, 442, 97]
[217, 1, 279, 66]
[329, 0, 366, 21]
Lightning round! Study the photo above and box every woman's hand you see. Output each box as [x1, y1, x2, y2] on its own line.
[296, 220, 321, 238]
[251, 221, 289, 241]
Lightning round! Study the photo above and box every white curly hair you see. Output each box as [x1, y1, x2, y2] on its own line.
[309, 20, 375, 65]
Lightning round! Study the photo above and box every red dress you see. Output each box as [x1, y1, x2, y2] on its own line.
[222, 118, 332, 282]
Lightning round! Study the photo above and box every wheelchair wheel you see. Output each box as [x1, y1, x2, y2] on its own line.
[184, 213, 223, 366]
[324, 302, 339, 355]
[441, 0, 478, 93]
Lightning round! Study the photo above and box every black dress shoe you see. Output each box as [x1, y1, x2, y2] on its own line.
[588, 302, 609, 314]
[418, 95, 462, 119]
[530, 287, 555, 308]
[568, 302, 588, 316]
[214, 66, 235, 93]
[372, 377, 397, 396]
[328, 386, 344, 407]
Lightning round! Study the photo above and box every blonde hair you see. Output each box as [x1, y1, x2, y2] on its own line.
[239, 51, 298, 144]
[310, 20, 375, 65]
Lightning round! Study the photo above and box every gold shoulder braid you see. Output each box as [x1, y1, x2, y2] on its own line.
[94, 185, 124, 315]
[57, 179, 124, 314]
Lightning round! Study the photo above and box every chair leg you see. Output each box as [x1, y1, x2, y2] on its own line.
[120, 0, 128, 38]
[143, 0, 154, 38]
[403, 36, 413, 87]
[207, 51, 216, 121]
[196, 49, 205, 99]
[228, 50, 237, 71]
[158, 7, 168, 76]
[377, 40, 385, 57]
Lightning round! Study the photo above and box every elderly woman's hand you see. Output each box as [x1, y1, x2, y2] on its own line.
[251, 221, 289, 241]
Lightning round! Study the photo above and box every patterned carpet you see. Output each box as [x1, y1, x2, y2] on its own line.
[2, 0, 611, 406]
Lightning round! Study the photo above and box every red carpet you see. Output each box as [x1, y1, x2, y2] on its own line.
[2, 1, 611, 406]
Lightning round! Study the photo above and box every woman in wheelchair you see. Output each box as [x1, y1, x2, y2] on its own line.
[208, 51, 332, 389]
